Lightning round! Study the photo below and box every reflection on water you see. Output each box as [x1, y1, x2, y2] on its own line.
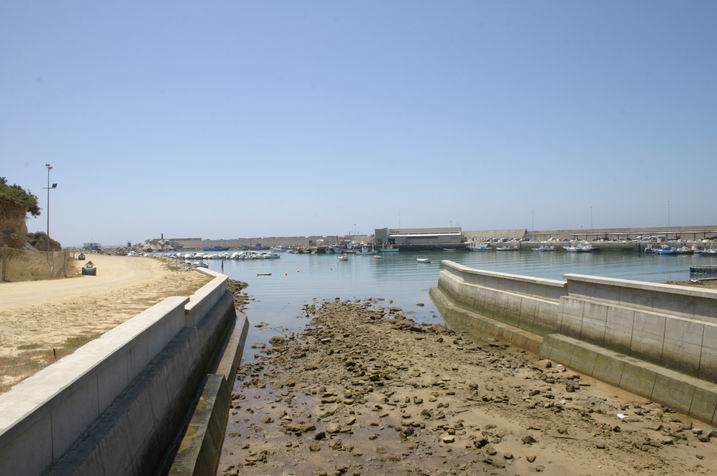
[206, 250, 712, 360]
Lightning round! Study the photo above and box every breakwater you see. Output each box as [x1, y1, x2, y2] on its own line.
[431, 260, 717, 425]
[0, 268, 247, 476]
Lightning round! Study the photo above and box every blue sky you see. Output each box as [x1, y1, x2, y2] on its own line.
[1, 1, 715, 245]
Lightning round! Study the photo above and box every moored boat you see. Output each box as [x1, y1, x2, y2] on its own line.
[416, 257, 431, 263]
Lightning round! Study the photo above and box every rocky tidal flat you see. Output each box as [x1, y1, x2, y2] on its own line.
[219, 300, 717, 475]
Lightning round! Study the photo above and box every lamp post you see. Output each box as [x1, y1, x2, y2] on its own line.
[43, 164, 57, 252]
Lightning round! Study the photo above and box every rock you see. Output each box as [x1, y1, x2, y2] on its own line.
[441, 434, 455, 443]
[595, 441, 606, 449]
[527, 455, 536, 463]
[327, 423, 340, 434]
[521, 435, 537, 445]
[309, 443, 322, 452]
[314, 431, 327, 440]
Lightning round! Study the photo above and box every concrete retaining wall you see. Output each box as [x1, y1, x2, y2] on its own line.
[168, 315, 249, 476]
[0, 268, 237, 476]
[438, 261, 565, 335]
[433, 260, 717, 424]
[558, 274, 717, 382]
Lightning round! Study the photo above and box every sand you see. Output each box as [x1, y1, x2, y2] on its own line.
[0, 254, 211, 392]
[220, 300, 717, 476]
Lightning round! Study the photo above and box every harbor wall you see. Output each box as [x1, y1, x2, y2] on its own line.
[432, 260, 717, 424]
[0, 268, 239, 476]
[437, 261, 565, 335]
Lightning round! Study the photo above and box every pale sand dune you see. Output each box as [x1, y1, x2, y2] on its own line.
[0, 254, 211, 392]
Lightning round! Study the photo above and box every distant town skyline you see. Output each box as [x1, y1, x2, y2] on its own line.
[2, 1, 716, 246]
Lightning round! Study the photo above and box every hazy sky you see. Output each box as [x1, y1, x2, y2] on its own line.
[2, 1, 715, 245]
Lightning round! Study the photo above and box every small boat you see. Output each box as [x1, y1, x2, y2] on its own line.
[697, 249, 717, 257]
[468, 242, 492, 251]
[534, 245, 556, 252]
[496, 241, 520, 251]
[443, 248, 456, 252]
[257, 272, 272, 276]
[416, 258, 431, 263]
[380, 247, 399, 253]
[338, 255, 349, 261]
[675, 246, 694, 255]
[192, 261, 209, 268]
[564, 241, 595, 253]
[372, 255, 382, 260]
[654, 245, 676, 255]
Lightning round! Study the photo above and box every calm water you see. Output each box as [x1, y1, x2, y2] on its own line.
[206, 250, 713, 360]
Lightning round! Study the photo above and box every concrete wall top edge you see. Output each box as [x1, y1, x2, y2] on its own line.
[564, 273, 717, 301]
[441, 260, 567, 288]
[0, 295, 189, 435]
[186, 275, 228, 311]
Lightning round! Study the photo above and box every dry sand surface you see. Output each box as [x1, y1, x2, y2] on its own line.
[220, 300, 717, 476]
[0, 254, 211, 392]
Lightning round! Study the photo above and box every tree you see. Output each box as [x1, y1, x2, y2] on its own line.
[0, 177, 41, 217]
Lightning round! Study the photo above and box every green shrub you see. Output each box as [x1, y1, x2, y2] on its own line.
[0, 177, 41, 217]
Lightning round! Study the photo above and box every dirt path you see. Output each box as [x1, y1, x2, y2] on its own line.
[0, 254, 211, 392]
[220, 300, 717, 475]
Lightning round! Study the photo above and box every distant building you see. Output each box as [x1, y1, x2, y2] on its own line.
[374, 227, 465, 250]
[83, 242, 102, 251]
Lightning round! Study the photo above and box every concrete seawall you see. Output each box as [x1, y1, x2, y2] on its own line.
[432, 260, 717, 425]
[0, 268, 243, 475]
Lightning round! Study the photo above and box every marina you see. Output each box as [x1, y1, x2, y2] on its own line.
[201, 248, 716, 361]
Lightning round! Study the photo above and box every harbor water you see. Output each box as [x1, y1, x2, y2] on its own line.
[206, 250, 715, 360]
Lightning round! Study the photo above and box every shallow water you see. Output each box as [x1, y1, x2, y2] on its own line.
[205, 249, 714, 360]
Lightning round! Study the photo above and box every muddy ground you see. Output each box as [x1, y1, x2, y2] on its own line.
[219, 299, 717, 475]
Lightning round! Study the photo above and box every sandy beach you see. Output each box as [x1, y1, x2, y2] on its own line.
[0, 254, 211, 392]
[220, 300, 717, 476]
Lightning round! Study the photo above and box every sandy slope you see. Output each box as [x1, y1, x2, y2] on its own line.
[0, 254, 211, 392]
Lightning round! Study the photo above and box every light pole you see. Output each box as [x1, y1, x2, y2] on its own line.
[43, 164, 57, 251]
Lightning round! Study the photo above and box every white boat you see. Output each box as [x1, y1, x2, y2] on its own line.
[564, 241, 595, 253]
[675, 246, 693, 255]
[697, 249, 717, 257]
[534, 245, 556, 252]
[372, 255, 382, 260]
[416, 257, 431, 263]
[496, 241, 520, 251]
[468, 242, 492, 251]
[338, 255, 349, 261]
[380, 246, 399, 253]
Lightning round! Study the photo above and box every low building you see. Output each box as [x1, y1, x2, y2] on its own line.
[374, 227, 465, 250]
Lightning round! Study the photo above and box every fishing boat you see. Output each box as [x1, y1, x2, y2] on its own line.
[654, 245, 676, 255]
[468, 242, 492, 251]
[338, 255, 349, 261]
[564, 241, 595, 253]
[416, 257, 431, 263]
[534, 245, 556, 252]
[495, 241, 520, 251]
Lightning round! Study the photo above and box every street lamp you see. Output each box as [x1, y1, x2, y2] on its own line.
[43, 164, 58, 252]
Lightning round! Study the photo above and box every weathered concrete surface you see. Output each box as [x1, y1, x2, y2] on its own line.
[433, 261, 717, 425]
[49, 291, 237, 476]
[430, 288, 543, 354]
[169, 375, 231, 476]
[0, 296, 189, 476]
[0, 266, 238, 476]
[169, 314, 250, 476]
